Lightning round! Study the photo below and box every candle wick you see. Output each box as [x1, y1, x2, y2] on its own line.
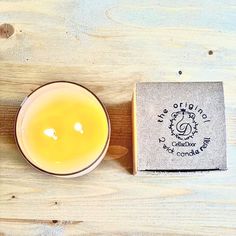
[74, 122, 84, 134]
[43, 128, 58, 140]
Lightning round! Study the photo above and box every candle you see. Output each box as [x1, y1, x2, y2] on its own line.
[15, 81, 111, 177]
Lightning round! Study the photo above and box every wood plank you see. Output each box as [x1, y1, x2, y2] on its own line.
[0, 0, 236, 235]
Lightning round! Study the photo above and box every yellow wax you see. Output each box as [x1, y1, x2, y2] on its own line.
[16, 82, 109, 175]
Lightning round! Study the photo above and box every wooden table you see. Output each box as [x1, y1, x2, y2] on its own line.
[0, 0, 236, 235]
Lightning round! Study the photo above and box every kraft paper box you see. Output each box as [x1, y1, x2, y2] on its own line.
[132, 82, 227, 174]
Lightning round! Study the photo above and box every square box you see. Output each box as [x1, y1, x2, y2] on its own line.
[132, 82, 227, 174]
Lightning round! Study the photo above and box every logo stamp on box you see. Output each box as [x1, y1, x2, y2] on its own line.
[157, 102, 212, 158]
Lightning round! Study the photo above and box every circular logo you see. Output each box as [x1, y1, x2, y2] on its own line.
[169, 109, 198, 140]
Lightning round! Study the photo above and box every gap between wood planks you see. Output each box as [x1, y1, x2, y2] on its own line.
[0, 218, 83, 225]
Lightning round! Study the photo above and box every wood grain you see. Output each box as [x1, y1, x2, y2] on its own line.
[0, 0, 236, 235]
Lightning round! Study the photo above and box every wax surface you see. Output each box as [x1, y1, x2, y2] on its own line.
[18, 83, 109, 174]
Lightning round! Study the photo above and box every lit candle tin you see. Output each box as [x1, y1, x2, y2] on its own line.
[15, 81, 111, 177]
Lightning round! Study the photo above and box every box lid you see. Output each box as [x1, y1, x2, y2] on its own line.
[132, 82, 227, 174]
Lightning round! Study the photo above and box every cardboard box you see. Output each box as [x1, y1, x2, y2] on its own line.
[132, 82, 227, 175]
